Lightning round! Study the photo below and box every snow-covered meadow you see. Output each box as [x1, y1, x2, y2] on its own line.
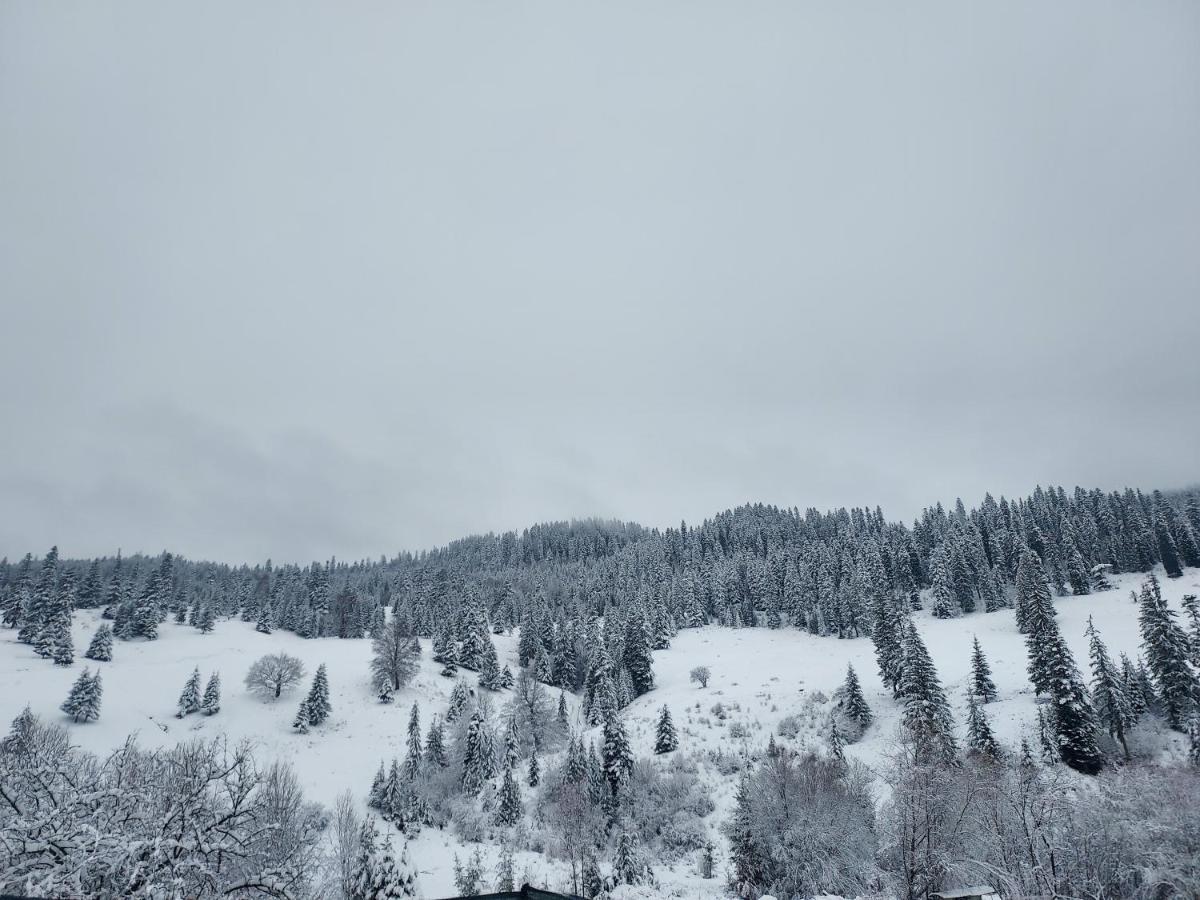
[2, 566, 1196, 898]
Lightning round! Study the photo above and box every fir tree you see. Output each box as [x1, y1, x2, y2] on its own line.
[1138, 573, 1198, 729]
[256, 599, 273, 634]
[872, 593, 906, 697]
[829, 719, 845, 764]
[898, 621, 957, 763]
[177, 667, 202, 717]
[293, 698, 311, 734]
[494, 764, 523, 826]
[612, 831, 648, 885]
[970, 636, 998, 703]
[1015, 548, 1053, 636]
[424, 717, 448, 768]
[368, 761, 387, 809]
[1086, 617, 1132, 759]
[623, 609, 655, 696]
[460, 708, 494, 796]
[601, 712, 634, 796]
[48, 617, 74, 666]
[557, 690, 569, 730]
[841, 663, 873, 730]
[527, 751, 540, 786]
[201, 671, 221, 715]
[446, 681, 470, 722]
[305, 663, 332, 726]
[404, 703, 422, 781]
[84, 624, 113, 661]
[1033, 625, 1105, 774]
[965, 691, 1000, 759]
[929, 547, 956, 619]
[654, 705, 678, 754]
[61, 668, 101, 723]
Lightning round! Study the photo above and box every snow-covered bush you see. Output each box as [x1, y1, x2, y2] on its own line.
[619, 755, 715, 860]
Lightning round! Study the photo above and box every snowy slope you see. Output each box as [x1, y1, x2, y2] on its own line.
[1, 566, 1196, 898]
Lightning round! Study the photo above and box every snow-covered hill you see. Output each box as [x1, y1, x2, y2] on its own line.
[2, 566, 1196, 898]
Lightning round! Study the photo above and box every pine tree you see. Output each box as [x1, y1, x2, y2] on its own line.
[1138, 573, 1198, 729]
[256, 599, 273, 634]
[1015, 548, 1053, 636]
[898, 621, 957, 762]
[612, 831, 647, 885]
[829, 719, 845, 764]
[527, 751, 540, 786]
[557, 691, 569, 730]
[368, 762, 387, 809]
[84, 624, 113, 661]
[293, 698, 311, 734]
[602, 712, 634, 796]
[460, 708, 494, 796]
[201, 671, 221, 715]
[177, 667, 202, 717]
[623, 609, 655, 696]
[424, 717, 448, 768]
[1022, 554, 1062, 698]
[49, 617, 74, 666]
[654, 705, 678, 754]
[1086, 617, 1132, 759]
[447, 681, 470, 722]
[965, 691, 1000, 759]
[1034, 626, 1105, 774]
[841, 663, 873, 729]
[404, 703, 422, 781]
[970, 636, 999, 703]
[872, 592, 906, 697]
[494, 764, 523, 826]
[350, 817, 420, 898]
[929, 547, 956, 619]
[61, 668, 101, 723]
[305, 663, 332, 726]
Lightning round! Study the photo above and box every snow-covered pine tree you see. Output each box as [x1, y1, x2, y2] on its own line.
[1015, 547, 1053, 636]
[612, 831, 648, 885]
[654, 705, 678, 754]
[557, 691, 569, 730]
[293, 698, 311, 734]
[1086, 616, 1132, 759]
[201, 671, 221, 715]
[871, 591, 906, 697]
[841, 663, 873, 730]
[424, 717, 447, 768]
[446, 681, 470, 722]
[970, 636, 999, 703]
[1119, 652, 1150, 721]
[368, 761, 386, 809]
[1036, 627, 1104, 774]
[494, 764, 523, 826]
[965, 691, 1000, 759]
[898, 621, 957, 763]
[460, 708, 494, 797]
[61, 668, 101, 723]
[306, 663, 332, 726]
[256, 599, 273, 634]
[527, 751, 540, 786]
[177, 667, 202, 717]
[84, 623, 113, 661]
[929, 547, 956, 619]
[828, 719, 845, 764]
[404, 703, 421, 781]
[623, 608, 654, 696]
[602, 711, 633, 796]
[1138, 573, 1198, 729]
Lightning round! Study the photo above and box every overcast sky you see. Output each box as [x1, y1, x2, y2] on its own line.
[1, 1, 1198, 564]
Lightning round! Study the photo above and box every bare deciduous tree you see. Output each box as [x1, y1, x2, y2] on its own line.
[690, 666, 711, 688]
[244, 652, 306, 700]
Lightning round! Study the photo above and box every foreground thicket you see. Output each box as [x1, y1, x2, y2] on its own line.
[0, 710, 324, 898]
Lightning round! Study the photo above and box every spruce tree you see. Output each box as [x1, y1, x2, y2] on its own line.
[293, 698, 311, 734]
[84, 624, 113, 661]
[368, 762, 387, 809]
[201, 671, 221, 715]
[460, 708, 493, 796]
[601, 712, 634, 796]
[527, 751, 540, 786]
[929, 547, 956, 619]
[965, 691, 1000, 759]
[654, 705, 678, 754]
[48, 617, 74, 666]
[424, 717, 447, 768]
[61, 668, 101, 723]
[494, 764, 523, 826]
[305, 663, 332, 726]
[256, 599, 273, 634]
[970, 636, 998, 703]
[612, 831, 647, 885]
[1034, 627, 1104, 774]
[1137, 573, 1198, 729]
[841, 663, 873, 730]
[557, 690, 569, 730]
[872, 593, 906, 697]
[404, 703, 422, 781]
[446, 681, 470, 722]
[898, 621, 957, 762]
[177, 667, 202, 717]
[1015, 548, 1053, 636]
[623, 609, 655, 696]
[829, 719, 845, 764]
[1086, 617, 1132, 759]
